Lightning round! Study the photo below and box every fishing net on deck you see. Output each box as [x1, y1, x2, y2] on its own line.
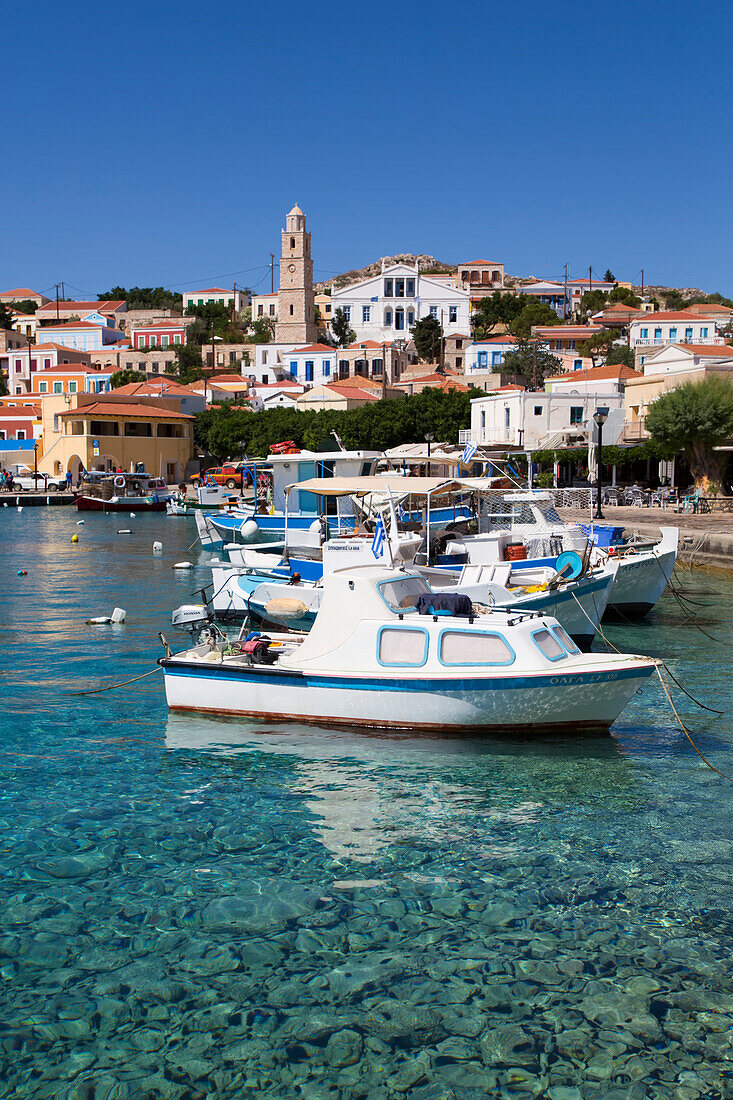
[475, 489, 595, 558]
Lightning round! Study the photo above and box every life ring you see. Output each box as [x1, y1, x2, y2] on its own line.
[114, 475, 125, 489]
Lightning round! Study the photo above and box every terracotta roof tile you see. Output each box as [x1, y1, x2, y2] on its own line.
[551, 363, 639, 382]
[59, 401, 192, 419]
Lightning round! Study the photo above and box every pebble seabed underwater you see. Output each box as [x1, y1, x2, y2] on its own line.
[2, 509, 733, 1099]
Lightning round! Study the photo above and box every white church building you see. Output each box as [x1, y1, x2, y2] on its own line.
[330, 263, 471, 343]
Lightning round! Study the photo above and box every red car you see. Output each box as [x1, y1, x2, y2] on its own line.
[190, 463, 244, 489]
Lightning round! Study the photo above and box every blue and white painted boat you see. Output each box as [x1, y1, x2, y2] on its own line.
[161, 566, 657, 733]
[428, 489, 679, 620]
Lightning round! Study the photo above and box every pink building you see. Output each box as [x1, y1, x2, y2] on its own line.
[131, 319, 192, 350]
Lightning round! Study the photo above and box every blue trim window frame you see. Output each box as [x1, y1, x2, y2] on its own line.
[640, 327, 648, 338]
[376, 625, 429, 668]
[654, 328, 662, 339]
[701, 327, 709, 338]
[322, 360, 331, 377]
[437, 628, 516, 667]
[685, 327, 693, 340]
[289, 360, 298, 378]
[477, 351, 488, 367]
[669, 327, 677, 341]
[305, 361, 314, 382]
[376, 580, 420, 615]
[551, 625, 579, 655]
[492, 351, 502, 366]
[531, 627, 567, 662]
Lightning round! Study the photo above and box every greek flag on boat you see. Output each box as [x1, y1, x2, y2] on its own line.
[371, 515, 386, 559]
[462, 441, 478, 465]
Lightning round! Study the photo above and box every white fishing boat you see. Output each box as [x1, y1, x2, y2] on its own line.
[161, 566, 656, 733]
[432, 488, 679, 620]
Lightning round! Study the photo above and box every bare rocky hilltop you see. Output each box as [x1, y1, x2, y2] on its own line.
[315, 255, 453, 292]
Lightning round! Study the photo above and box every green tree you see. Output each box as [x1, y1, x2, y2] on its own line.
[411, 314, 443, 362]
[173, 342, 204, 385]
[577, 329, 619, 365]
[645, 375, 733, 490]
[580, 290, 608, 314]
[185, 301, 233, 340]
[605, 344, 636, 369]
[608, 286, 641, 307]
[98, 286, 184, 311]
[0, 302, 16, 330]
[246, 316, 275, 344]
[110, 369, 146, 388]
[7, 299, 37, 314]
[509, 300, 560, 339]
[662, 289, 686, 311]
[502, 338, 562, 389]
[604, 269, 616, 283]
[331, 307, 356, 348]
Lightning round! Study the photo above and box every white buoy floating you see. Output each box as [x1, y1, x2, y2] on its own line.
[130, 512, 136, 518]
[17, 506, 23, 512]
[87, 607, 127, 625]
[152, 541, 163, 554]
[77, 520, 85, 526]
[173, 561, 194, 570]
[118, 529, 132, 534]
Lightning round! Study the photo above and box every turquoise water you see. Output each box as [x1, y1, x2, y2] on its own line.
[1, 507, 733, 1099]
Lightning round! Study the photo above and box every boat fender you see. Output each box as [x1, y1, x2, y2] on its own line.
[114, 475, 125, 489]
[265, 597, 308, 620]
[17, 569, 27, 576]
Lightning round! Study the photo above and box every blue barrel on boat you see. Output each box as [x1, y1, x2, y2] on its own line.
[554, 550, 584, 580]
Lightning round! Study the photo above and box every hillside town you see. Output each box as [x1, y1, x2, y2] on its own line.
[2, 203, 732, 493]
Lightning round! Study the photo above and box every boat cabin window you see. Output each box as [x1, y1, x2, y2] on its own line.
[439, 629, 515, 666]
[377, 576, 431, 614]
[378, 627, 428, 667]
[551, 625, 579, 655]
[531, 628, 566, 661]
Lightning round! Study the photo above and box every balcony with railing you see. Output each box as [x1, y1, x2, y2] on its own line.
[622, 420, 649, 442]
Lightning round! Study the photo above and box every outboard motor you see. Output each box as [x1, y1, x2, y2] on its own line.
[171, 604, 214, 633]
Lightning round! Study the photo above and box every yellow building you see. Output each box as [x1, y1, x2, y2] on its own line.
[38, 393, 194, 483]
[623, 345, 733, 442]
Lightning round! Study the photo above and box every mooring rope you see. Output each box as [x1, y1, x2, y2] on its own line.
[69, 666, 163, 696]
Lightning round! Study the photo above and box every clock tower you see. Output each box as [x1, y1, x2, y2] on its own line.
[275, 204, 319, 344]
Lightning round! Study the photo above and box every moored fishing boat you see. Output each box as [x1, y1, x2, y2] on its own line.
[75, 473, 169, 512]
[161, 566, 657, 733]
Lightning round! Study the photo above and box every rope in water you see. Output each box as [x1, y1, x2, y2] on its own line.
[69, 666, 163, 696]
[569, 590, 731, 780]
[654, 665, 733, 782]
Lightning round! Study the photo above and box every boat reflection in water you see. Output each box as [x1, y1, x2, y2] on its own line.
[164, 712, 638, 865]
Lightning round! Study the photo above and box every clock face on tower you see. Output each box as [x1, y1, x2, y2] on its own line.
[288, 264, 296, 273]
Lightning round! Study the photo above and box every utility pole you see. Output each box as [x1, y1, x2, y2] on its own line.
[588, 266, 592, 294]
[563, 263, 568, 320]
[381, 342, 387, 400]
[54, 284, 61, 322]
[532, 340, 537, 391]
[641, 268, 645, 296]
[439, 308, 444, 371]
[61, 281, 65, 301]
[270, 254, 275, 294]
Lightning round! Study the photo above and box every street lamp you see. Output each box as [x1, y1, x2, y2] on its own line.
[425, 430, 435, 476]
[593, 407, 609, 520]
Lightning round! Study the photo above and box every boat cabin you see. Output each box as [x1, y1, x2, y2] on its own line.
[269, 449, 380, 516]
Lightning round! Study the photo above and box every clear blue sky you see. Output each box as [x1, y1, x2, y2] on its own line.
[5, 0, 732, 297]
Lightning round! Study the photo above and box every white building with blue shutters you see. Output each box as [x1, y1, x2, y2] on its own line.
[330, 263, 470, 344]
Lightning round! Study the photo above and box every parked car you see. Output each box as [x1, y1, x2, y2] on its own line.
[11, 470, 64, 492]
[190, 463, 247, 490]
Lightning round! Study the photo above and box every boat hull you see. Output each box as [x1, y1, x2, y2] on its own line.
[76, 495, 167, 512]
[162, 661, 654, 734]
[605, 534, 678, 618]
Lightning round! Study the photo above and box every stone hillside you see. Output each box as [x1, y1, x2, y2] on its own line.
[315, 255, 454, 292]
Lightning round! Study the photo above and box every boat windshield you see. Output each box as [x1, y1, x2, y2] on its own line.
[377, 575, 431, 614]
